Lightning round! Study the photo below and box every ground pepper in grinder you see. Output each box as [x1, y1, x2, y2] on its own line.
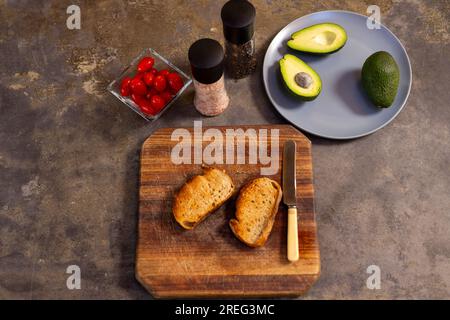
[221, 0, 257, 79]
[188, 38, 229, 116]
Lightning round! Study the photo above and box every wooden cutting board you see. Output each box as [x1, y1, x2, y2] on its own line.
[136, 125, 320, 298]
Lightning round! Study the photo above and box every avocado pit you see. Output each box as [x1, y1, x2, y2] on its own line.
[294, 72, 313, 89]
[279, 54, 322, 100]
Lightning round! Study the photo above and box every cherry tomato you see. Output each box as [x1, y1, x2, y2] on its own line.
[131, 93, 142, 105]
[158, 69, 170, 77]
[120, 76, 132, 96]
[154, 75, 167, 92]
[150, 95, 166, 111]
[149, 68, 158, 75]
[167, 72, 184, 93]
[137, 57, 155, 73]
[130, 77, 147, 96]
[136, 72, 145, 80]
[146, 88, 158, 100]
[131, 94, 155, 115]
[168, 72, 182, 81]
[160, 90, 173, 103]
[139, 99, 156, 116]
[140, 104, 155, 116]
[143, 72, 155, 87]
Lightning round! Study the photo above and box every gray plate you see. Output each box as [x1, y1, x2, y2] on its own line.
[262, 10, 412, 139]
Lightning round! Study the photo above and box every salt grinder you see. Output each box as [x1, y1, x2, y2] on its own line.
[188, 38, 229, 116]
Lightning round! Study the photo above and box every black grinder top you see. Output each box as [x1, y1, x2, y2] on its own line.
[188, 38, 225, 84]
[221, 0, 256, 45]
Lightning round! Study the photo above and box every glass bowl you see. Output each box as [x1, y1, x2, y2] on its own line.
[107, 48, 192, 121]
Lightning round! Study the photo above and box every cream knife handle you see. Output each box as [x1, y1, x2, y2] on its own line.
[287, 206, 299, 262]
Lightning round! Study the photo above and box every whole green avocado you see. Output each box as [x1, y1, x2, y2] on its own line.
[362, 51, 400, 108]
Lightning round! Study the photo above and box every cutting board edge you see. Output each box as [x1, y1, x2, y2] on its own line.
[135, 272, 321, 299]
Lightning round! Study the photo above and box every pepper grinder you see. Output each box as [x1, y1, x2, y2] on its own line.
[221, 0, 257, 79]
[188, 38, 229, 116]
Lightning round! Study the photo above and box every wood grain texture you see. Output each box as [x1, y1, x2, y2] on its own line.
[136, 125, 320, 298]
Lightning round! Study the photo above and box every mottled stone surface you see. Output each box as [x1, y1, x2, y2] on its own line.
[0, 0, 449, 299]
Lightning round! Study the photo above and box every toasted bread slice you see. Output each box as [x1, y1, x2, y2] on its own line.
[230, 177, 282, 247]
[173, 168, 235, 230]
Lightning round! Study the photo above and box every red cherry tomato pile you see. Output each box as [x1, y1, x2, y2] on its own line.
[119, 56, 184, 116]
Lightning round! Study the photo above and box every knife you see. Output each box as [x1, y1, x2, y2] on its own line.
[283, 140, 299, 262]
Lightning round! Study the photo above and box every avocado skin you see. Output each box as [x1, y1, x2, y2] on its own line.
[362, 51, 400, 108]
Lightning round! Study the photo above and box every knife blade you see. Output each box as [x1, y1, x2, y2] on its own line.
[283, 140, 297, 207]
[283, 140, 299, 262]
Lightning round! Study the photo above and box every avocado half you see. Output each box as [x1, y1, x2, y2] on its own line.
[287, 23, 347, 54]
[279, 54, 322, 100]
